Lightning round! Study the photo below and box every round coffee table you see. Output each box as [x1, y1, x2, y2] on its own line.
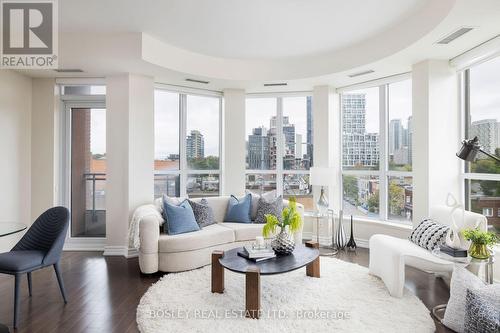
[211, 241, 320, 319]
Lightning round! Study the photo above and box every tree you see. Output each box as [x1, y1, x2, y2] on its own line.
[472, 159, 500, 196]
[367, 190, 379, 213]
[187, 156, 219, 170]
[389, 182, 405, 215]
[343, 175, 359, 204]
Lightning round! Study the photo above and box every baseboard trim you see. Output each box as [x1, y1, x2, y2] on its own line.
[103, 246, 127, 256]
[103, 246, 139, 258]
[64, 238, 105, 252]
[302, 232, 368, 249]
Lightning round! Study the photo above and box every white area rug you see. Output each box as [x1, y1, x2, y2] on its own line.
[137, 257, 435, 333]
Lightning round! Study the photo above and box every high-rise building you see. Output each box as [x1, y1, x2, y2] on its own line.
[186, 130, 204, 159]
[342, 94, 379, 168]
[306, 96, 313, 166]
[247, 127, 270, 169]
[407, 115, 413, 165]
[389, 119, 403, 155]
[470, 119, 499, 155]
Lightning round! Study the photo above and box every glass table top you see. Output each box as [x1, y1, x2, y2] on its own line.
[0, 222, 27, 237]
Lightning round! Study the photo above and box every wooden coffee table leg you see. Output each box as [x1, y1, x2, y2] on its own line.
[245, 267, 260, 319]
[306, 241, 320, 278]
[211, 250, 224, 293]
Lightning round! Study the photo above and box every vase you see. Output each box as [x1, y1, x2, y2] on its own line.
[271, 229, 295, 255]
[468, 243, 489, 259]
[346, 215, 357, 251]
[336, 210, 347, 250]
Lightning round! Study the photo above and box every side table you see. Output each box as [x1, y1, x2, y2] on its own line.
[303, 211, 338, 256]
[430, 248, 495, 322]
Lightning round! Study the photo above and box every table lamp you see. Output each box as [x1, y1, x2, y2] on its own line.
[309, 167, 335, 213]
[457, 136, 500, 163]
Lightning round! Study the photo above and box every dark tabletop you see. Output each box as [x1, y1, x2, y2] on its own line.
[219, 245, 319, 275]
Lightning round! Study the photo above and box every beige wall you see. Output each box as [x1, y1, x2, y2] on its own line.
[31, 78, 59, 221]
[0, 70, 32, 253]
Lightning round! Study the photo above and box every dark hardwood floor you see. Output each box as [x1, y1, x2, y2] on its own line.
[0, 249, 452, 333]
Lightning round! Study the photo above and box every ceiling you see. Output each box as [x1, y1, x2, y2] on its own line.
[19, 0, 500, 92]
[60, 0, 427, 60]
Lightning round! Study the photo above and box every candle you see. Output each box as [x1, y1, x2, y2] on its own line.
[256, 236, 265, 248]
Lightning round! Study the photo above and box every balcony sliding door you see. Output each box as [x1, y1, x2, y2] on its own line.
[70, 107, 106, 237]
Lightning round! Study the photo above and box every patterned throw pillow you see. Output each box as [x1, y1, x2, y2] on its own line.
[254, 195, 283, 224]
[188, 199, 215, 228]
[443, 266, 487, 333]
[464, 287, 500, 333]
[408, 219, 449, 251]
[245, 190, 277, 220]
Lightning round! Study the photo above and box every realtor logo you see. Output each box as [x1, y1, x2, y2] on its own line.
[1, 0, 58, 68]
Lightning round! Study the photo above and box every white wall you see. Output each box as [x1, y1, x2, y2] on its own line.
[105, 73, 154, 257]
[222, 89, 246, 196]
[0, 70, 32, 253]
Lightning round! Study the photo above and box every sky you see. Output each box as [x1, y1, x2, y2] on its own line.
[154, 91, 220, 158]
[470, 56, 500, 123]
[245, 97, 309, 140]
[90, 108, 106, 154]
[347, 79, 412, 134]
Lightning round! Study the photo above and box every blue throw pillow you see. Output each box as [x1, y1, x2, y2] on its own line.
[163, 199, 200, 235]
[224, 194, 252, 223]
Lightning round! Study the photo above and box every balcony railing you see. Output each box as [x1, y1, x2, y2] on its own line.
[84, 173, 106, 222]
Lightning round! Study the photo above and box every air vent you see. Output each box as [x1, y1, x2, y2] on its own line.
[53, 69, 84, 73]
[348, 70, 374, 78]
[264, 83, 287, 87]
[437, 27, 474, 45]
[186, 78, 209, 84]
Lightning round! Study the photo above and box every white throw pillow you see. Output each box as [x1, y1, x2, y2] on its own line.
[442, 266, 486, 333]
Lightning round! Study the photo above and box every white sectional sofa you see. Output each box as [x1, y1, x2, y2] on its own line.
[137, 196, 304, 273]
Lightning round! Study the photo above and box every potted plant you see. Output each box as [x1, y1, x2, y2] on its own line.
[461, 228, 499, 259]
[262, 197, 303, 255]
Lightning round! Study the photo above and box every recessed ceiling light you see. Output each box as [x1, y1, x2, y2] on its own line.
[264, 83, 287, 87]
[436, 27, 474, 45]
[348, 70, 375, 78]
[186, 78, 209, 84]
[53, 69, 84, 73]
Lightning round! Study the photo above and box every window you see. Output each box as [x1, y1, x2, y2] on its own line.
[245, 95, 313, 209]
[341, 79, 413, 224]
[61, 85, 106, 95]
[154, 89, 221, 198]
[463, 56, 500, 236]
[482, 208, 493, 217]
[388, 80, 412, 171]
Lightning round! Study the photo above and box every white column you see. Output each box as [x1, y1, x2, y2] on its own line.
[312, 85, 341, 210]
[105, 74, 154, 257]
[222, 89, 246, 196]
[412, 60, 460, 225]
[31, 78, 60, 220]
[310, 86, 340, 242]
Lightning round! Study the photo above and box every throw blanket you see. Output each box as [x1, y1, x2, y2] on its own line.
[128, 204, 163, 249]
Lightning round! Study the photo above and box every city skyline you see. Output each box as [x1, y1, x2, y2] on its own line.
[246, 97, 312, 170]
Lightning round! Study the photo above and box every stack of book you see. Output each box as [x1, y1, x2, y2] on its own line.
[440, 245, 468, 258]
[237, 245, 276, 262]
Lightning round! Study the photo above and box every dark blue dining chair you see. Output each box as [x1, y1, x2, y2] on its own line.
[0, 207, 69, 329]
